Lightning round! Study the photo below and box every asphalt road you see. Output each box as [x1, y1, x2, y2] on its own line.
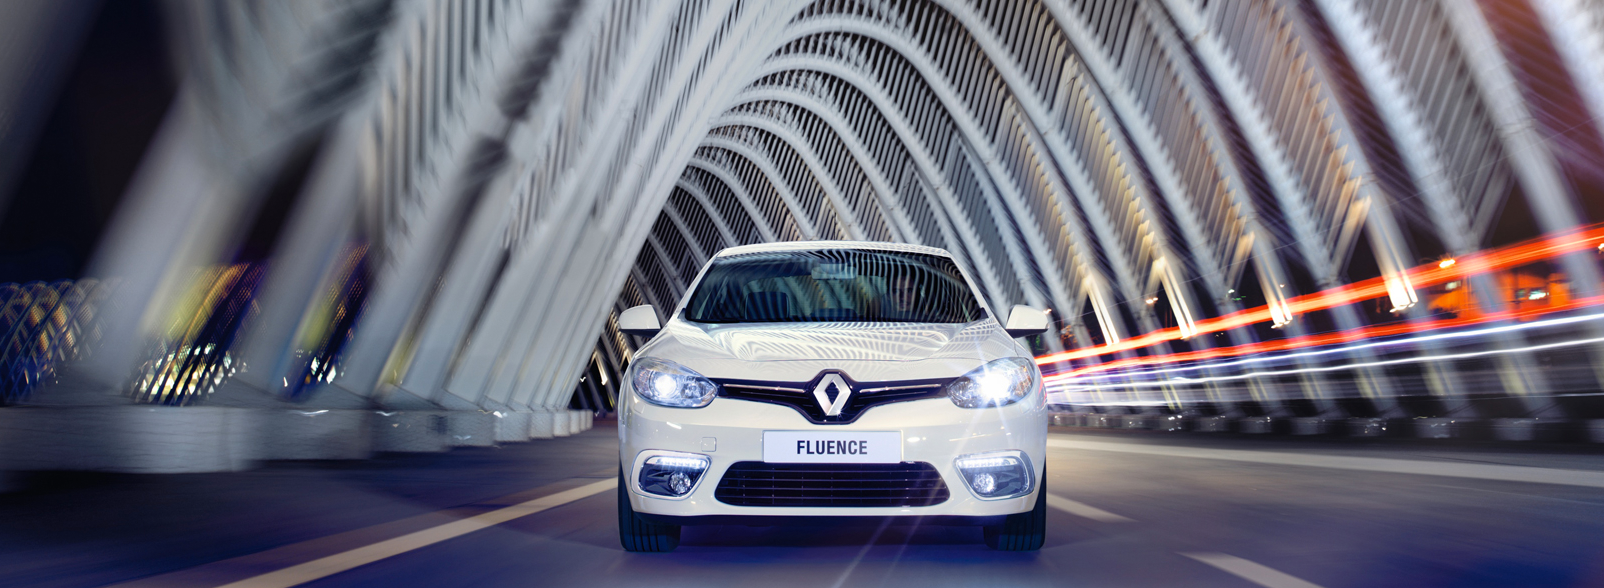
[5, 421, 1604, 587]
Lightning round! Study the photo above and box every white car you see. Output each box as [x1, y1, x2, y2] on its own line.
[616, 241, 1049, 552]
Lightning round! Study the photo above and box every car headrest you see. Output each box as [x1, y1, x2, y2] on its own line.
[744, 291, 794, 321]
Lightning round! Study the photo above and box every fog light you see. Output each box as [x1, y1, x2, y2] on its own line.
[669, 471, 692, 494]
[954, 450, 1033, 500]
[972, 472, 996, 494]
[638, 453, 710, 498]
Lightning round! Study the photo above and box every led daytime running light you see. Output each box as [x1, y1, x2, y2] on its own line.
[955, 456, 1018, 469]
[646, 455, 709, 470]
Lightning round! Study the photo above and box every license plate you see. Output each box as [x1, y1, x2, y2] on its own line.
[763, 431, 901, 463]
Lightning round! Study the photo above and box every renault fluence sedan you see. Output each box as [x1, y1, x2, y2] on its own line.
[616, 241, 1049, 552]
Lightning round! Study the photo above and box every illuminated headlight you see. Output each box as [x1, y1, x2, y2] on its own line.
[946, 357, 1039, 408]
[638, 453, 711, 497]
[954, 450, 1034, 499]
[630, 357, 718, 408]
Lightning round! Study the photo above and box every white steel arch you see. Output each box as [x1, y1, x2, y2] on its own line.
[43, 0, 1604, 438]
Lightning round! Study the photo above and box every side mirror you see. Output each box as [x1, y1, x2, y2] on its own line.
[1004, 305, 1049, 338]
[619, 305, 661, 338]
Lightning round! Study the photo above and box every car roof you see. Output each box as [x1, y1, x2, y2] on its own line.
[712, 240, 954, 258]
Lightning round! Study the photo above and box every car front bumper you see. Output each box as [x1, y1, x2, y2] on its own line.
[619, 391, 1047, 520]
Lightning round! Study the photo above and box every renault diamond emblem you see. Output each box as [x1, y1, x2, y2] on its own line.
[812, 373, 852, 416]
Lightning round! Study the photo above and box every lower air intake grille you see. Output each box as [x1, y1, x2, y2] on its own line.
[714, 461, 949, 507]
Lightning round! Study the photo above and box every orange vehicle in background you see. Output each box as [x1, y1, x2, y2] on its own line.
[1426, 267, 1572, 320]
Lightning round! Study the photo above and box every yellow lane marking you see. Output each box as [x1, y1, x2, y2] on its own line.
[216, 478, 615, 588]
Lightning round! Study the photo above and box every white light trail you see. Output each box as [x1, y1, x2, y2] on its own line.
[1047, 333, 1604, 395]
[1054, 312, 1604, 383]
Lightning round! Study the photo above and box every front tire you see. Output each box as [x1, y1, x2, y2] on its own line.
[983, 480, 1046, 551]
[618, 466, 681, 552]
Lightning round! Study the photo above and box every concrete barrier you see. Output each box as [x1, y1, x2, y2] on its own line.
[552, 410, 572, 437]
[529, 409, 555, 439]
[259, 409, 371, 460]
[1238, 416, 1272, 434]
[1347, 418, 1387, 437]
[1490, 418, 1538, 441]
[0, 406, 261, 473]
[1190, 416, 1230, 432]
[1290, 417, 1329, 435]
[494, 411, 532, 443]
[1044, 408, 1604, 443]
[373, 411, 450, 452]
[1414, 418, 1455, 439]
[1119, 414, 1152, 430]
[447, 411, 498, 447]
[1152, 414, 1185, 432]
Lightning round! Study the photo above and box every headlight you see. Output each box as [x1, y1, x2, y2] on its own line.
[946, 357, 1039, 408]
[630, 357, 718, 408]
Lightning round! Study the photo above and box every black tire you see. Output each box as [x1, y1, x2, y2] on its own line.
[618, 466, 681, 552]
[983, 480, 1047, 551]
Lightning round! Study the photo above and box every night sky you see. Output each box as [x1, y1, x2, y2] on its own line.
[0, 0, 173, 285]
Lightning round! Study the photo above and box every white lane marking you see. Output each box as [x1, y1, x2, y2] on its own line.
[1425, 483, 1604, 506]
[218, 479, 616, 588]
[1046, 493, 1136, 523]
[1180, 552, 1324, 588]
[1048, 438, 1604, 489]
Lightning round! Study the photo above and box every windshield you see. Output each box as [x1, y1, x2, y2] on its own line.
[683, 248, 984, 324]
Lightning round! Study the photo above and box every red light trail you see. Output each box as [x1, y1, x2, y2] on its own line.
[1045, 294, 1604, 383]
[1035, 224, 1604, 371]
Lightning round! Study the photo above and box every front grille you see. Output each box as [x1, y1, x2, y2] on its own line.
[714, 461, 950, 507]
[716, 373, 950, 424]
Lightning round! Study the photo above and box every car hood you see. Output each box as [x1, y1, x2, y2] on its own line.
[643, 318, 1020, 365]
